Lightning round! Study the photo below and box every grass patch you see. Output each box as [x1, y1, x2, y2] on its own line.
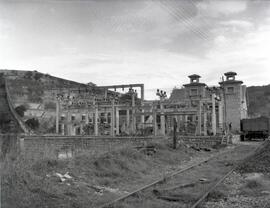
[1, 139, 213, 208]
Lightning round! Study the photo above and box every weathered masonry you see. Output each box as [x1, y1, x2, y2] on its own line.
[219, 72, 247, 132]
[54, 71, 247, 136]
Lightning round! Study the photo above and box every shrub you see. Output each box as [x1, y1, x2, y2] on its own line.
[25, 118, 39, 130]
[15, 105, 27, 117]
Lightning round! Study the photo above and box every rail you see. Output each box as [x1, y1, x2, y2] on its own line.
[98, 147, 236, 208]
[190, 139, 268, 208]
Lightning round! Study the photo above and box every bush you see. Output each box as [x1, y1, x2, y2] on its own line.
[15, 105, 27, 117]
[25, 118, 39, 130]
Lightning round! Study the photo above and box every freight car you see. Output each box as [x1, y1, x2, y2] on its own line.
[240, 116, 270, 141]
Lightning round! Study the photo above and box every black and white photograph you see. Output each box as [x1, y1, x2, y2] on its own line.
[0, 0, 270, 207]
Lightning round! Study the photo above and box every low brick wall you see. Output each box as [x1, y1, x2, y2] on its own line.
[19, 135, 164, 159]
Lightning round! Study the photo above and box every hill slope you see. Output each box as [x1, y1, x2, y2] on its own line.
[247, 85, 270, 117]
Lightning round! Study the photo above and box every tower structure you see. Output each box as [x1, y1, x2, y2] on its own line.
[183, 74, 206, 99]
[219, 72, 247, 132]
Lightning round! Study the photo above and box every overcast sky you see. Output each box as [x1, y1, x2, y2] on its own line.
[1, 0, 270, 99]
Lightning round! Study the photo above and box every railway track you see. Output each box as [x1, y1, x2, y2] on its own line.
[98, 141, 265, 208]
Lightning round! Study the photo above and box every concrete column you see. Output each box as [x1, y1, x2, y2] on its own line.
[116, 107, 120, 135]
[160, 101, 165, 136]
[94, 106, 98, 136]
[56, 99, 60, 134]
[218, 101, 223, 130]
[184, 115, 188, 131]
[198, 100, 202, 135]
[131, 93, 136, 134]
[153, 106, 157, 136]
[104, 112, 108, 123]
[141, 85, 145, 128]
[126, 109, 130, 134]
[212, 94, 217, 136]
[85, 112, 89, 124]
[204, 111, 207, 136]
[61, 123, 65, 135]
[66, 111, 71, 136]
[111, 102, 115, 137]
[104, 89, 108, 99]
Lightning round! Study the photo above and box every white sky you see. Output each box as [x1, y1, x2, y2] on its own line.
[1, 0, 270, 99]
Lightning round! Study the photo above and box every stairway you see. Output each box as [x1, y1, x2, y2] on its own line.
[0, 76, 22, 133]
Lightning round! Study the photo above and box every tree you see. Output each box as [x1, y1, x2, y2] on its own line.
[15, 105, 27, 117]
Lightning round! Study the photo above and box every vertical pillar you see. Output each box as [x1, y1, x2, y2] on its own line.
[116, 107, 120, 135]
[86, 112, 89, 124]
[111, 101, 115, 137]
[61, 123, 65, 135]
[126, 109, 130, 134]
[218, 101, 223, 130]
[67, 111, 71, 136]
[104, 112, 108, 123]
[104, 89, 108, 99]
[184, 115, 188, 131]
[203, 111, 207, 136]
[198, 100, 202, 135]
[56, 99, 60, 134]
[153, 106, 157, 136]
[131, 93, 136, 134]
[160, 101, 165, 136]
[141, 85, 145, 129]
[212, 94, 216, 136]
[94, 106, 98, 136]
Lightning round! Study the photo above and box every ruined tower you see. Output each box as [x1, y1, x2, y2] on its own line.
[183, 74, 206, 99]
[219, 72, 247, 132]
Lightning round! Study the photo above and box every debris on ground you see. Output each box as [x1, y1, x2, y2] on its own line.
[53, 172, 73, 182]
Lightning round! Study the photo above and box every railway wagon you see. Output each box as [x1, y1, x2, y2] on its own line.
[240, 116, 270, 141]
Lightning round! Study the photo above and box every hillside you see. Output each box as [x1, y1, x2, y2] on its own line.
[0, 70, 107, 133]
[247, 85, 270, 117]
[0, 70, 136, 134]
